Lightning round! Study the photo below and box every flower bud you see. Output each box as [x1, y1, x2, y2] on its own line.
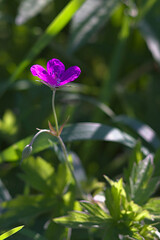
[21, 144, 32, 161]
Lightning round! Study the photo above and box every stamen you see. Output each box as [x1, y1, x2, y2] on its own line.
[57, 78, 61, 85]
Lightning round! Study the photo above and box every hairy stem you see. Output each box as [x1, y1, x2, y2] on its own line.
[52, 89, 84, 199]
[52, 89, 59, 133]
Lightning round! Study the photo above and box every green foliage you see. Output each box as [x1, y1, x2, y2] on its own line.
[1, 0, 160, 239]
[54, 174, 159, 239]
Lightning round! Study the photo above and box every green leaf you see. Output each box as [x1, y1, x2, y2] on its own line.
[0, 122, 148, 163]
[124, 142, 144, 183]
[67, 0, 120, 53]
[80, 201, 109, 219]
[19, 228, 47, 240]
[100, 14, 130, 103]
[54, 211, 111, 228]
[0, 179, 11, 202]
[69, 151, 87, 183]
[138, 1, 160, 65]
[104, 177, 126, 220]
[144, 198, 160, 217]
[127, 155, 160, 205]
[0, 226, 24, 240]
[139, 20, 160, 65]
[45, 221, 68, 240]
[153, 148, 160, 177]
[114, 115, 160, 150]
[15, 0, 52, 25]
[20, 156, 55, 194]
[60, 93, 115, 118]
[137, 0, 158, 21]
[0, 195, 56, 229]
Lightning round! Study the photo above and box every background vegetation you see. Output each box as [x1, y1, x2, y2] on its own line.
[0, 0, 160, 239]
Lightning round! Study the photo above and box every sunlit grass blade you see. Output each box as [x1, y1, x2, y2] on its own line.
[0, 226, 24, 240]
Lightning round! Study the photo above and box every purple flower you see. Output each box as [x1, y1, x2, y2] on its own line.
[30, 58, 81, 89]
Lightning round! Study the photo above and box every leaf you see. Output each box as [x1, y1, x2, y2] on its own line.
[127, 154, 160, 205]
[0, 179, 11, 203]
[144, 198, 160, 217]
[69, 151, 87, 183]
[20, 156, 55, 194]
[54, 211, 111, 228]
[114, 115, 160, 150]
[153, 148, 160, 177]
[1, 0, 85, 97]
[138, 1, 160, 65]
[0, 122, 147, 163]
[124, 142, 144, 182]
[139, 20, 160, 65]
[20, 228, 47, 240]
[104, 177, 125, 220]
[15, 0, 52, 25]
[0, 195, 56, 229]
[100, 14, 130, 103]
[0, 226, 24, 240]
[67, 0, 119, 53]
[80, 201, 109, 219]
[60, 93, 115, 118]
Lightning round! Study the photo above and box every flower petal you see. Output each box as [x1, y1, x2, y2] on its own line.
[30, 64, 57, 87]
[47, 59, 65, 78]
[59, 66, 81, 86]
[30, 65, 49, 80]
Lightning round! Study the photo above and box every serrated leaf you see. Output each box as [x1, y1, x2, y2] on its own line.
[127, 154, 160, 205]
[54, 211, 111, 228]
[80, 201, 109, 219]
[105, 178, 126, 220]
[144, 198, 160, 217]
[15, 0, 52, 25]
[0, 225, 24, 240]
[68, 0, 119, 53]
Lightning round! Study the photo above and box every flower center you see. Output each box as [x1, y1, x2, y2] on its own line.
[56, 78, 61, 85]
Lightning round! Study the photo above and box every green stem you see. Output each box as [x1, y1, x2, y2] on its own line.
[52, 89, 59, 133]
[57, 135, 84, 198]
[52, 89, 84, 199]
